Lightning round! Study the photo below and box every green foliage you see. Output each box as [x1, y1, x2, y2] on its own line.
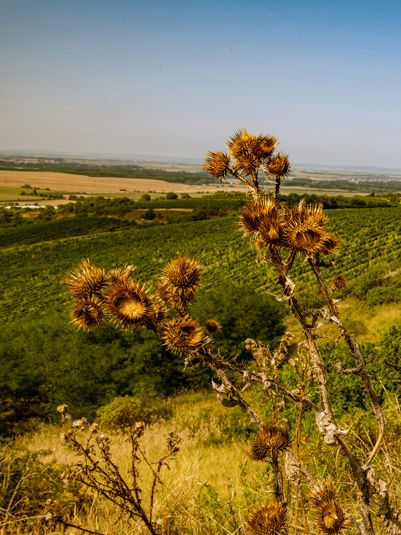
[193, 285, 286, 359]
[320, 325, 401, 413]
[165, 191, 178, 199]
[97, 394, 171, 431]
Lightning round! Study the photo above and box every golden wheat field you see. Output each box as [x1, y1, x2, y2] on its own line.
[0, 170, 228, 195]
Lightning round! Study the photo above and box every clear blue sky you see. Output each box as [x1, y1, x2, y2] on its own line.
[1, 0, 401, 167]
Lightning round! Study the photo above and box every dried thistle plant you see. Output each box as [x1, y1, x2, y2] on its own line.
[61, 417, 180, 535]
[63, 128, 401, 535]
[248, 500, 288, 535]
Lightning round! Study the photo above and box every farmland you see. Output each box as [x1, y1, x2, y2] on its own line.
[2, 198, 401, 534]
[2, 206, 401, 325]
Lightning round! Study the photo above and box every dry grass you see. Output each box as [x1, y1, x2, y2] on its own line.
[9, 389, 401, 534]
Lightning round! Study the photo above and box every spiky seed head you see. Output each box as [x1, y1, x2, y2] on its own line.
[108, 265, 136, 285]
[320, 233, 339, 254]
[149, 301, 167, 324]
[105, 281, 153, 328]
[161, 317, 204, 355]
[240, 197, 282, 246]
[248, 501, 288, 535]
[282, 203, 338, 255]
[332, 276, 346, 290]
[253, 135, 278, 159]
[64, 260, 108, 299]
[71, 297, 105, 330]
[227, 129, 278, 177]
[163, 256, 201, 289]
[268, 153, 291, 178]
[227, 129, 278, 160]
[311, 484, 346, 534]
[249, 426, 291, 460]
[205, 319, 221, 334]
[203, 151, 231, 180]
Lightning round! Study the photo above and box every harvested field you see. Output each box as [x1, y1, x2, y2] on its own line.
[0, 170, 231, 194]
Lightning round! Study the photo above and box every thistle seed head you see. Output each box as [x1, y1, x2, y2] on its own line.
[203, 151, 231, 180]
[163, 256, 201, 289]
[107, 265, 136, 285]
[282, 202, 338, 255]
[332, 275, 346, 290]
[268, 153, 291, 178]
[205, 319, 221, 334]
[105, 281, 153, 328]
[310, 484, 346, 534]
[240, 197, 282, 246]
[64, 260, 108, 299]
[227, 129, 278, 177]
[161, 317, 205, 355]
[71, 297, 105, 330]
[249, 426, 291, 460]
[248, 501, 288, 535]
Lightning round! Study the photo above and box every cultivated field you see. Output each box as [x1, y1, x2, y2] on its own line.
[0, 170, 230, 195]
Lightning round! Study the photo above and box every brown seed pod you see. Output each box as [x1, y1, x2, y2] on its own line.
[240, 197, 282, 246]
[203, 151, 231, 180]
[282, 201, 338, 255]
[163, 256, 201, 289]
[249, 426, 291, 460]
[161, 317, 204, 355]
[108, 265, 136, 285]
[332, 275, 346, 290]
[268, 153, 291, 178]
[64, 259, 108, 299]
[105, 281, 153, 328]
[248, 501, 288, 535]
[227, 129, 278, 177]
[205, 319, 221, 334]
[310, 484, 346, 534]
[71, 297, 105, 330]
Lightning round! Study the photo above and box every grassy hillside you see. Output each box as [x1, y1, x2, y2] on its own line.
[1, 207, 401, 325]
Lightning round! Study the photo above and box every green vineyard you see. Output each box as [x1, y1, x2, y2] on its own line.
[1, 206, 401, 325]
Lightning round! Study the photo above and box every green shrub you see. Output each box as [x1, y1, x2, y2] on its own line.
[97, 394, 171, 430]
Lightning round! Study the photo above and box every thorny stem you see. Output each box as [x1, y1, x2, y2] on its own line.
[274, 175, 281, 200]
[266, 246, 376, 534]
[308, 257, 386, 468]
[271, 451, 285, 501]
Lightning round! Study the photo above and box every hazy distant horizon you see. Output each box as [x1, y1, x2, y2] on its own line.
[2, 148, 401, 175]
[2, 1, 401, 168]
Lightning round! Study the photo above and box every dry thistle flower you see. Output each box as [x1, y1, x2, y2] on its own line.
[248, 501, 288, 535]
[56, 404, 68, 414]
[64, 259, 108, 298]
[310, 484, 346, 534]
[105, 281, 153, 328]
[249, 426, 291, 460]
[240, 197, 282, 246]
[108, 265, 136, 285]
[161, 317, 204, 354]
[268, 153, 291, 178]
[163, 256, 201, 289]
[71, 297, 105, 330]
[227, 129, 277, 161]
[282, 200, 339, 255]
[205, 319, 221, 334]
[332, 275, 346, 290]
[203, 151, 231, 180]
[226, 129, 278, 177]
[158, 256, 201, 310]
